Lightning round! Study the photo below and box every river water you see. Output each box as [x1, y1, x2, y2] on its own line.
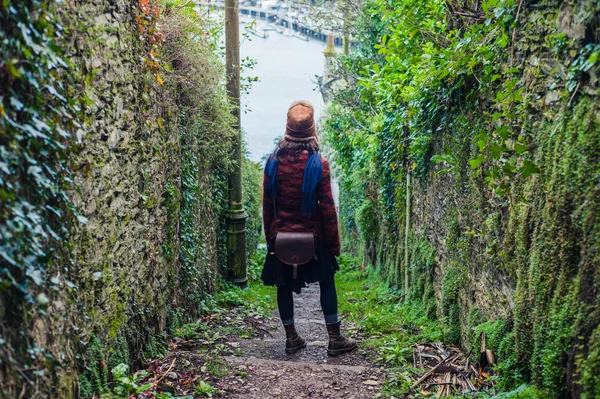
[240, 20, 326, 162]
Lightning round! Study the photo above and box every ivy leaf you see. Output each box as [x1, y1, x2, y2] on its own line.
[502, 163, 516, 176]
[10, 96, 24, 111]
[520, 160, 539, 178]
[45, 85, 67, 102]
[431, 154, 452, 164]
[514, 143, 528, 154]
[112, 363, 129, 379]
[489, 143, 502, 159]
[66, 280, 78, 289]
[1, 251, 17, 266]
[583, 50, 599, 71]
[498, 33, 509, 48]
[513, 89, 523, 102]
[36, 293, 49, 306]
[495, 125, 509, 140]
[135, 383, 154, 393]
[6, 60, 22, 78]
[469, 156, 485, 169]
[29, 269, 43, 285]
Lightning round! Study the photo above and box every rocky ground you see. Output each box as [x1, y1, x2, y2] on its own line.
[145, 283, 388, 398]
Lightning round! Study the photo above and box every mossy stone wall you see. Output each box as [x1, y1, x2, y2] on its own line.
[339, 1, 599, 396]
[0, 1, 242, 397]
[412, 3, 599, 397]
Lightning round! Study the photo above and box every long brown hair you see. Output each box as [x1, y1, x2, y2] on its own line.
[275, 137, 319, 160]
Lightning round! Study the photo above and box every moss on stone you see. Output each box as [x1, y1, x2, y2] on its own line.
[327, 2, 600, 395]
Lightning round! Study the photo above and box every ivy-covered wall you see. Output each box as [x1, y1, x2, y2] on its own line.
[0, 1, 256, 397]
[323, 0, 599, 397]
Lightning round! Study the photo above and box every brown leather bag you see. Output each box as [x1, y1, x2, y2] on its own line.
[272, 200, 317, 280]
[274, 231, 316, 278]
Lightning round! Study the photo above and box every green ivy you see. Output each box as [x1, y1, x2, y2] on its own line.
[322, 0, 600, 396]
[0, 0, 80, 311]
[242, 155, 262, 258]
[0, 0, 85, 394]
[1, 0, 262, 396]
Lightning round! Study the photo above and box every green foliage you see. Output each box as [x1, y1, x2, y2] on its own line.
[474, 320, 506, 354]
[153, 394, 193, 399]
[355, 198, 379, 244]
[578, 325, 600, 399]
[469, 316, 520, 387]
[105, 363, 153, 398]
[1, 0, 263, 396]
[440, 262, 467, 344]
[108, 332, 130, 372]
[336, 256, 444, 368]
[215, 280, 277, 318]
[0, 0, 80, 298]
[334, 256, 448, 397]
[0, 0, 83, 391]
[247, 251, 266, 282]
[143, 333, 168, 361]
[324, 0, 600, 396]
[490, 384, 551, 399]
[87, 362, 194, 399]
[79, 336, 109, 397]
[162, 1, 237, 310]
[242, 156, 263, 257]
[195, 380, 221, 397]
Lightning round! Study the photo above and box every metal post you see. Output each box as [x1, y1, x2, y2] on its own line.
[225, 0, 248, 287]
[404, 169, 411, 301]
[342, 5, 350, 56]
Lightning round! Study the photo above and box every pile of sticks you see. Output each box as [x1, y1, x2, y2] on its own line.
[411, 338, 496, 397]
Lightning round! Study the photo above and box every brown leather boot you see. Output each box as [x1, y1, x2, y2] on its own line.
[326, 321, 357, 356]
[284, 323, 306, 354]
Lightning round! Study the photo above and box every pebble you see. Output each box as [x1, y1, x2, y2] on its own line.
[167, 371, 178, 380]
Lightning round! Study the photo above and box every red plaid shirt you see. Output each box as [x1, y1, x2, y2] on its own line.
[262, 151, 341, 256]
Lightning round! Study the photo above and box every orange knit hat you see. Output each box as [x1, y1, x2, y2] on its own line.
[285, 101, 317, 142]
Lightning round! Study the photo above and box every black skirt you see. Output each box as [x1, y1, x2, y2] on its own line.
[261, 242, 339, 294]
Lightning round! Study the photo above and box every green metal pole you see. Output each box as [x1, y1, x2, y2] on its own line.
[342, 4, 350, 56]
[225, 0, 248, 287]
[404, 169, 410, 302]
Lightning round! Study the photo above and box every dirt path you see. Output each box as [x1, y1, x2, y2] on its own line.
[150, 283, 388, 398]
[216, 283, 386, 398]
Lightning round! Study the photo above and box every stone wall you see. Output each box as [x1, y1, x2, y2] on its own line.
[69, 0, 178, 354]
[0, 1, 241, 397]
[329, 0, 600, 396]
[405, 1, 600, 396]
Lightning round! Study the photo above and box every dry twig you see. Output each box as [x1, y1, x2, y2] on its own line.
[155, 357, 177, 385]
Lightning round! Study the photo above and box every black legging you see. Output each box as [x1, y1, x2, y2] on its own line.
[277, 281, 338, 325]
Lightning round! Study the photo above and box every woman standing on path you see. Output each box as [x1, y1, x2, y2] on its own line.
[261, 101, 357, 356]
